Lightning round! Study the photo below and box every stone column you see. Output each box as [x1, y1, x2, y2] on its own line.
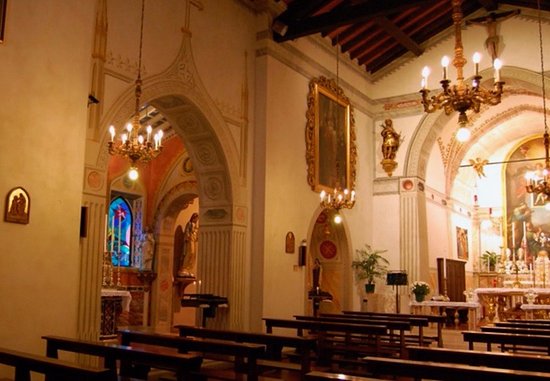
[198, 214, 249, 330]
[399, 178, 429, 291]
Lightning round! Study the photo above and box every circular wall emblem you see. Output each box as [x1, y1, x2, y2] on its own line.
[319, 240, 337, 259]
[182, 157, 194, 174]
[402, 179, 414, 190]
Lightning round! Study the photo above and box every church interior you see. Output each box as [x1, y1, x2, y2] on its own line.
[4, 0, 550, 379]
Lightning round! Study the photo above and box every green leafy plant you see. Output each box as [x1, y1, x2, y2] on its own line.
[481, 250, 498, 270]
[351, 244, 389, 285]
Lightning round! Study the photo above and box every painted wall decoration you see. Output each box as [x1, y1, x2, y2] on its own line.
[505, 137, 549, 265]
[456, 226, 469, 260]
[306, 76, 356, 193]
[4, 186, 30, 224]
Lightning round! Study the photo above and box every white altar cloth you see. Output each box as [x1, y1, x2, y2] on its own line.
[101, 289, 132, 311]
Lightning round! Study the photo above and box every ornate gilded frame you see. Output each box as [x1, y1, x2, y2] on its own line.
[0, 0, 6, 43]
[306, 76, 356, 192]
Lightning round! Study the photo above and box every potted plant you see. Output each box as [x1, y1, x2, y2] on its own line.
[410, 281, 430, 302]
[351, 244, 389, 293]
[481, 250, 498, 272]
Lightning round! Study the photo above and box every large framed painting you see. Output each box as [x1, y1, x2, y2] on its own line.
[306, 76, 356, 193]
[0, 0, 6, 43]
[505, 137, 550, 265]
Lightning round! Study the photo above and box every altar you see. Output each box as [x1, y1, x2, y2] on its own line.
[474, 287, 550, 323]
[100, 289, 132, 339]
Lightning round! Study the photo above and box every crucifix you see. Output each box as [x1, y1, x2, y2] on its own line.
[466, 9, 521, 62]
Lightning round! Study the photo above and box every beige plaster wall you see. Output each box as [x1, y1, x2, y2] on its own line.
[0, 0, 94, 363]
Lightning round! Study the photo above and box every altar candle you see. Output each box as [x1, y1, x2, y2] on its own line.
[512, 222, 516, 247]
[111, 216, 115, 252]
[198, 280, 202, 294]
[443, 258, 447, 279]
[103, 214, 107, 252]
[118, 213, 122, 255]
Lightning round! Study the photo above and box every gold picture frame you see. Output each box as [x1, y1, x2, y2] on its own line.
[306, 76, 356, 192]
[0, 0, 6, 43]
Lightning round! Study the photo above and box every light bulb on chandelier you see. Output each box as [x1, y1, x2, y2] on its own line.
[128, 167, 139, 181]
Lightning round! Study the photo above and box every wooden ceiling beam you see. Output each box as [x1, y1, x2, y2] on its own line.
[374, 16, 424, 56]
[272, 0, 438, 42]
[477, 0, 499, 11]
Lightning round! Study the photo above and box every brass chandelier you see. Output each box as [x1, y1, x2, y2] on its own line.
[419, 0, 504, 142]
[320, 188, 356, 224]
[525, 0, 550, 202]
[107, 0, 163, 180]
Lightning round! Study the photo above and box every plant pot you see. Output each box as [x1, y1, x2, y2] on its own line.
[414, 293, 425, 302]
[365, 283, 375, 293]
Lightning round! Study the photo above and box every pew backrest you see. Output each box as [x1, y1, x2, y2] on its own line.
[0, 346, 112, 381]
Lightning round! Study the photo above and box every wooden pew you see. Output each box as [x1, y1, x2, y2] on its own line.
[407, 345, 550, 373]
[262, 318, 388, 365]
[305, 371, 383, 380]
[342, 310, 445, 347]
[481, 325, 550, 336]
[496, 321, 550, 329]
[0, 345, 112, 381]
[42, 335, 202, 381]
[318, 313, 430, 346]
[360, 355, 550, 380]
[118, 329, 265, 381]
[462, 330, 550, 355]
[507, 319, 550, 324]
[176, 324, 316, 377]
[293, 315, 411, 357]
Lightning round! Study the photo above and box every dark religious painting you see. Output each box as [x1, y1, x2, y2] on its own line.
[306, 76, 356, 193]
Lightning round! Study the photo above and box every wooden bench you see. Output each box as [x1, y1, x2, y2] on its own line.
[118, 329, 265, 381]
[305, 371, 383, 380]
[43, 335, 202, 381]
[263, 318, 388, 365]
[342, 310, 445, 347]
[0, 345, 112, 381]
[407, 345, 550, 373]
[318, 313, 430, 346]
[482, 325, 550, 336]
[462, 330, 550, 355]
[496, 321, 550, 329]
[361, 355, 550, 380]
[293, 315, 411, 357]
[176, 324, 316, 377]
[507, 318, 550, 324]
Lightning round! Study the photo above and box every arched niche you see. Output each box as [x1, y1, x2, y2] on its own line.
[306, 209, 353, 315]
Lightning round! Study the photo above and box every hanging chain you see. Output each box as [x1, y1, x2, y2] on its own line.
[137, 0, 145, 81]
[538, 0, 547, 133]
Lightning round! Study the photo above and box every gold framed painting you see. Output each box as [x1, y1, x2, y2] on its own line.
[0, 0, 6, 43]
[306, 76, 356, 193]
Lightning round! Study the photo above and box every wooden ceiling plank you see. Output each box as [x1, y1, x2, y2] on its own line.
[477, 0, 499, 11]
[273, 0, 438, 42]
[374, 16, 424, 56]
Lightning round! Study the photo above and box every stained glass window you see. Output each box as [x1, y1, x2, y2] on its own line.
[108, 197, 133, 266]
